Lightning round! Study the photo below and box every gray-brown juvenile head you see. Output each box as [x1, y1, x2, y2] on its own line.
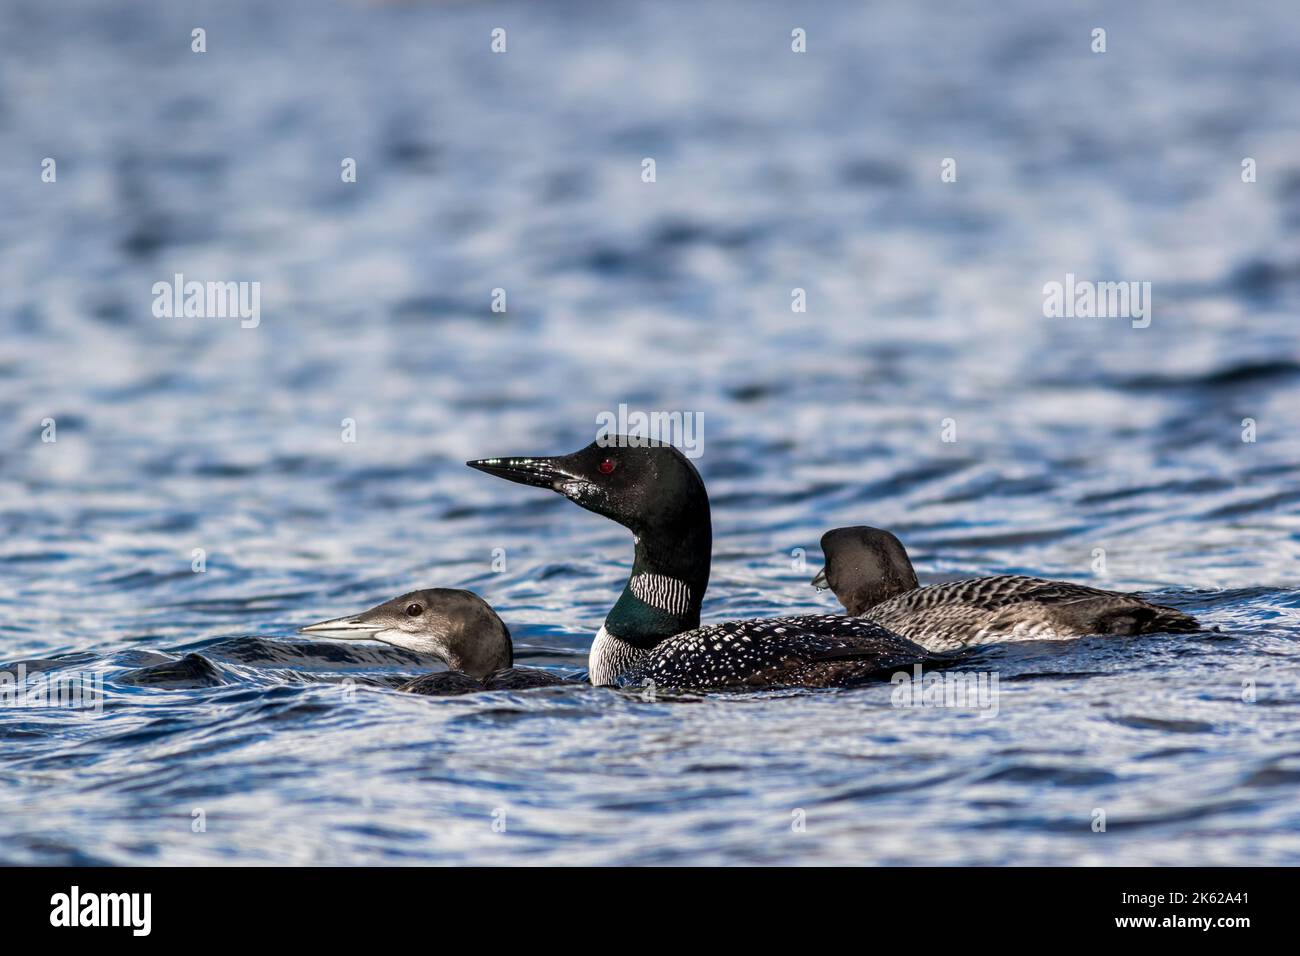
[300, 588, 511, 680]
[812, 526, 919, 615]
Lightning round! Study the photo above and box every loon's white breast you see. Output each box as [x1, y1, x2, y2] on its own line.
[588, 625, 648, 687]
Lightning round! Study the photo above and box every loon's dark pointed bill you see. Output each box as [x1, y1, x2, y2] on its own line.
[298, 615, 385, 640]
[466, 456, 571, 490]
[811, 566, 829, 590]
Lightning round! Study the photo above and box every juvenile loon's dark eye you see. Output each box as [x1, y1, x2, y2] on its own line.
[598, 458, 616, 475]
[406, 603, 423, 617]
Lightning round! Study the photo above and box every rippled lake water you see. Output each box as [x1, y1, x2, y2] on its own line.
[3, 0, 1300, 865]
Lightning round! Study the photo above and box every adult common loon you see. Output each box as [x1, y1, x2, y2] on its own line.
[300, 588, 570, 695]
[467, 440, 934, 688]
[811, 526, 1201, 652]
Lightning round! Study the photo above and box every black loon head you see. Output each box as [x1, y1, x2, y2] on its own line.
[812, 526, 919, 615]
[467, 438, 708, 538]
[299, 588, 512, 681]
[468, 438, 712, 649]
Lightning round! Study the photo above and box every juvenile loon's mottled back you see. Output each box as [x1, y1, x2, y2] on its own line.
[400, 666, 569, 696]
[813, 527, 1201, 652]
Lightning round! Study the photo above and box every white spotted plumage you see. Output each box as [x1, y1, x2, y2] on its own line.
[618, 614, 931, 690]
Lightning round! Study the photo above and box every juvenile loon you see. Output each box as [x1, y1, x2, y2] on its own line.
[467, 440, 934, 689]
[299, 588, 571, 696]
[811, 526, 1201, 652]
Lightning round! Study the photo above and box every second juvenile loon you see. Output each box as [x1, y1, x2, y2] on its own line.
[300, 588, 571, 695]
[467, 440, 934, 689]
[812, 526, 1201, 652]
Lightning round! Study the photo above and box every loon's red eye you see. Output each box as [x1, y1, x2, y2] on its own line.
[598, 458, 616, 475]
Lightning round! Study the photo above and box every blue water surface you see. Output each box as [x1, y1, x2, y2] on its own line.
[2, 0, 1300, 864]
